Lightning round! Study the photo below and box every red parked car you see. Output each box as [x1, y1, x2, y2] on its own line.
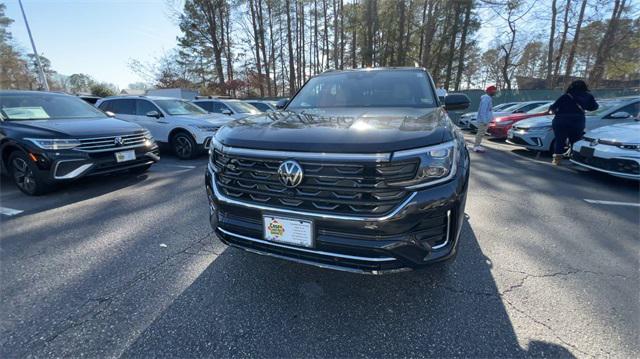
[487, 102, 552, 139]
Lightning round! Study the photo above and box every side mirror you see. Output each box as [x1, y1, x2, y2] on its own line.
[275, 99, 288, 110]
[608, 111, 631, 119]
[444, 93, 470, 111]
[105, 111, 116, 118]
[222, 109, 233, 116]
[146, 110, 162, 119]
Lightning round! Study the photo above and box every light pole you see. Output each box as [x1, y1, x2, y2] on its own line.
[18, 0, 49, 91]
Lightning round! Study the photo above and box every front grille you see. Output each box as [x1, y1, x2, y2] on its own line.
[76, 132, 147, 152]
[213, 149, 418, 216]
[572, 152, 640, 175]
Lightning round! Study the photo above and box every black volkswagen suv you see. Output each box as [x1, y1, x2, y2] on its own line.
[206, 68, 471, 273]
[0, 91, 160, 195]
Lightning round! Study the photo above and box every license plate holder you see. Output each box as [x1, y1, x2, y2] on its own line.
[263, 215, 313, 248]
[579, 146, 595, 158]
[115, 150, 136, 163]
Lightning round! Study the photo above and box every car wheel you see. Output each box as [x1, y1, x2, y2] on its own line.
[130, 163, 152, 174]
[9, 152, 52, 196]
[171, 132, 196, 160]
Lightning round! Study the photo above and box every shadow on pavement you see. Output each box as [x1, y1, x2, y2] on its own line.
[120, 221, 576, 358]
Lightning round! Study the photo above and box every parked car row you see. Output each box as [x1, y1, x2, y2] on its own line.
[457, 96, 639, 180]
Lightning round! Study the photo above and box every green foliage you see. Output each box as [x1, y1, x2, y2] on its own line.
[90, 83, 116, 97]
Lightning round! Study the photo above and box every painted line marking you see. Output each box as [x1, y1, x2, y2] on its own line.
[155, 164, 197, 169]
[584, 199, 640, 208]
[0, 207, 24, 216]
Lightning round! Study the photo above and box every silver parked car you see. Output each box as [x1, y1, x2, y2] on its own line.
[507, 97, 640, 152]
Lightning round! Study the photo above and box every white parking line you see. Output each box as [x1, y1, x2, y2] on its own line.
[155, 164, 197, 169]
[584, 199, 640, 208]
[0, 207, 24, 216]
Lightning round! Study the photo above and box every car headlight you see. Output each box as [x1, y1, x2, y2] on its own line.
[142, 130, 153, 140]
[25, 138, 81, 150]
[192, 125, 219, 132]
[209, 136, 224, 171]
[529, 126, 552, 131]
[389, 140, 459, 189]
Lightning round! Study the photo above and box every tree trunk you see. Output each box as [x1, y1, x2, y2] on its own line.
[333, 0, 339, 69]
[248, 0, 264, 96]
[257, 0, 271, 96]
[339, 0, 344, 69]
[444, 2, 461, 90]
[421, 0, 437, 68]
[267, 0, 276, 96]
[552, 0, 571, 88]
[323, 0, 330, 69]
[563, 0, 587, 87]
[545, 0, 557, 88]
[284, 0, 296, 95]
[454, 0, 472, 91]
[589, 0, 626, 87]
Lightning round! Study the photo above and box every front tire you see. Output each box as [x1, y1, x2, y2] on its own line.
[171, 132, 197, 160]
[9, 152, 53, 196]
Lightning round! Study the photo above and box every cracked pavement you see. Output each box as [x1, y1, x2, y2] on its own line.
[1, 140, 638, 358]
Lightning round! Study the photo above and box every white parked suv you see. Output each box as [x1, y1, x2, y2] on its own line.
[96, 96, 230, 159]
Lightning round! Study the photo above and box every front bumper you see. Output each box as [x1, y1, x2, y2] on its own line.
[571, 140, 640, 180]
[205, 163, 469, 274]
[506, 128, 554, 151]
[35, 144, 160, 181]
[487, 125, 509, 138]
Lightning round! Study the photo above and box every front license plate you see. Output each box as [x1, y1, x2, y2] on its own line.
[115, 150, 136, 163]
[579, 146, 595, 158]
[507, 131, 514, 139]
[263, 215, 313, 248]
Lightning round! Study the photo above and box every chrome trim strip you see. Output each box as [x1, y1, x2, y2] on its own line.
[220, 145, 391, 162]
[217, 227, 397, 262]
[74, 144, 146, 153]
[53, 160, 94, 179]
[208, 165, 416, 222]
[570, 159, 640, 179]
[392, 140, 455, 158]
[77, 132, 146, 141]
[431, 210, 451, 250]
[229, 244, 411, 275]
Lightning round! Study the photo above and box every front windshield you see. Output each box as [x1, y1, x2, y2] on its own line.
[287, 70, 437, 109]
[226, 101, 259, 114]
[499, 103, 520, 112]
[155, 99, 208, 116]
[586, 100, 625, 116]
[494, 103, 515, 111]
[0, 93, 107, 121]
[526, 104, 550, 114]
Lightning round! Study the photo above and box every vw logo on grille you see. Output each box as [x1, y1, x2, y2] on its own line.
[278, 160, 304, 188]
[114, 136, 124, 146]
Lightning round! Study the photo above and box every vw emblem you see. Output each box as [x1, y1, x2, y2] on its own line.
[114, 136, 124, 146]
[278, 160, 304, 188]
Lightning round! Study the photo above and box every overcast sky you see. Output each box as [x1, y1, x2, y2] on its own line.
[4, 0, 498, 89]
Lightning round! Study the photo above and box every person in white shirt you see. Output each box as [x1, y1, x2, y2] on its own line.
[435, 82, 448, 98]
[473, 85, 497, 153]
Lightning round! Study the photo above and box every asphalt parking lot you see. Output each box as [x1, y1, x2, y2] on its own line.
[1, 137, 638, 358]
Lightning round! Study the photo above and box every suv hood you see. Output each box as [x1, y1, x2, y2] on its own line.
[216, 108, 453, 153]
[8, 117, 143, 137]
[586, 122, 640, 143]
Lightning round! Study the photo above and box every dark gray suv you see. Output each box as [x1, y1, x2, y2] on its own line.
[205, 68, 471, 274]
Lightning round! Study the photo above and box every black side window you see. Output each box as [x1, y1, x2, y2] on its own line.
[136, 100, 160, 115]
[108, 99, 136, 115]
[251, 102, 270, 112]
[195, 101, 213, 112]
[98, 101, 111, 111]
[211, 102, 231, 114]
[519, 104, 538, 112]
[614, 102, 639, 118]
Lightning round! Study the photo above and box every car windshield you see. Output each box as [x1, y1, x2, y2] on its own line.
[494, 103, 515, 111]
[0, 93, 107, 121]
[499, 103, 520, 112]
[586, 100, 627, 116]
[154, 99, 208, 115]
[226, 101, 259, 114]
[287, 70, 437, 109]
[526, 104, 550, 114]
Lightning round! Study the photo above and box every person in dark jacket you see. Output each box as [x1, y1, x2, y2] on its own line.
[548, 80, 599, 165]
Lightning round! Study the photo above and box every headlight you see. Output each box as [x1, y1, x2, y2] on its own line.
[529, 126, 552, 131]
[142, 130, 153, 140]
[25, 138, 81, 150]
[209, 136, 223, 171]
[389, 140, 459, 189]
[192, 125, 219, 132]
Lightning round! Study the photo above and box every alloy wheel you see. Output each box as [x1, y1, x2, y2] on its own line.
[12, 157, 37, 194]
[174, 135, 193, 158]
